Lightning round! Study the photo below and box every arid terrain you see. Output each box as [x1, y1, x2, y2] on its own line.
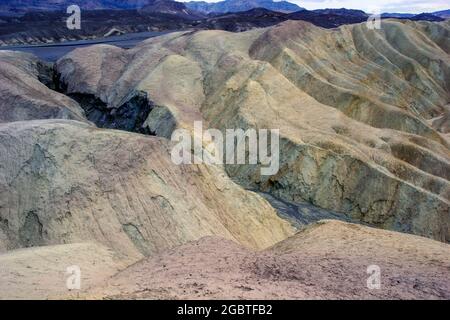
[0, 2, 449, 300]
[1, 221, 449, 300]
[52, 19, 450, 242]
[86, 221, 450, 300]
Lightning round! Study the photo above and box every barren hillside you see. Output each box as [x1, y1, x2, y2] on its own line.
[85, 221, 450, 300]
[56, 20, 450, 241]
[0, 19, 449, 300]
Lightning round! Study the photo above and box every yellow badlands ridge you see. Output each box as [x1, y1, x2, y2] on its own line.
[57, 20, 450, 241]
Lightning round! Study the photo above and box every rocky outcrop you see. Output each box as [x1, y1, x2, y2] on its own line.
[0, 120, 293, 259]
[56, 39, 206, 136]
[55, 20, 450, 242]
[0, 51, 87, 123]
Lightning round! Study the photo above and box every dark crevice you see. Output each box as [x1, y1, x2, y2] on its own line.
[257, 192, 367, 230]
[19, 211, 43, 248]
[38, 64, 159, 135]
[36, 60, 58, 90]
[68, 91, 156, 135]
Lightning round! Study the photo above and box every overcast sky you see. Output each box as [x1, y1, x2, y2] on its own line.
[180, 0, 449, 14]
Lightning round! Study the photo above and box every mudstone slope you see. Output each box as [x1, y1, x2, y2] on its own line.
[56, 20, 450, 242]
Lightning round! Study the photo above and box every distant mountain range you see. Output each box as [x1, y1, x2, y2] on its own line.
[312, 8, 367, 18]
[432, 9, 450, 18]
[408, 13, 446, 22]
[381, 13, 415, 18]
[140, 0, 205, 19]
[380, 12, 444, 22]
[185, 0, 304, 14]
[0, 1, 140, 15]
[0, 0, 448, 21]
[0, 1, 153, 16]
[382, 10, 450, 19]
[1, 3, 447, 47]
[0, 0, 304, 15]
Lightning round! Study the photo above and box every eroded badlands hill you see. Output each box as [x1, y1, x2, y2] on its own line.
[0, 19, 449, 300]
[0, 120, 293, 258]
[86, 221, 450, 300]
[0, 37, 298, 300]
[0, 51, 87, 123]
[56, 20, 450, 242]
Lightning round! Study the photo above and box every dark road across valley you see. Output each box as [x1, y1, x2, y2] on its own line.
[0, 30, 174, 61]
